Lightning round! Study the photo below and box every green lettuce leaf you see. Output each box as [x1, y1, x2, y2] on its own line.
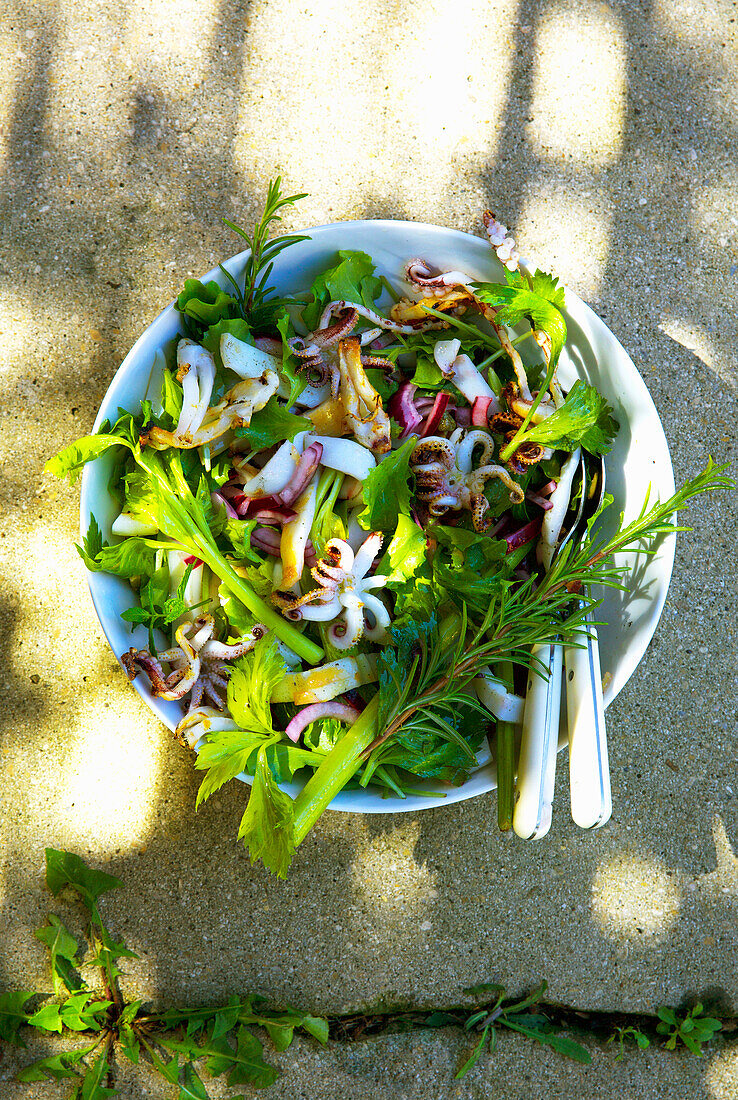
[358, 437, 416, 531]
[234, 396, 310, 449]
[410, 357, 446, 390]
[378, 513, 428, 584]
[302, 250, 383, 331]
[177, 279, 238, 331]
[201, 317, 252, 358]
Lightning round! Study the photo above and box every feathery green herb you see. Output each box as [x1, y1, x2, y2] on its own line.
[221, 176, 310, 331]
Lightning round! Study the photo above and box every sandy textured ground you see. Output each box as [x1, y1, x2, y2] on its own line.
[0, 0, 736, 1096]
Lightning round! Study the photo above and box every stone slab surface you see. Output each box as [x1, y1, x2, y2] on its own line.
[1, 1029, 737, 1100]
[0, 0, 737, 1096]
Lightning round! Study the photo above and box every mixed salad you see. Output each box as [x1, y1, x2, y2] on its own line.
[48, 180, 732, 876]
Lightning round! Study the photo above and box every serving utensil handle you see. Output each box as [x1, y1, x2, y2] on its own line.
[565, 610, 611, 829]
[513, 642, 562, 839]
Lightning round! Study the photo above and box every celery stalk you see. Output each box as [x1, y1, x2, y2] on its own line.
[292, 695, 380, 845]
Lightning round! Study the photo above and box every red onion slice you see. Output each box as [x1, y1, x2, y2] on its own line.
[250, 527, 282, 555]
[254, 335, 283, 356]
[505, 517, 543, 553]
[420, 392, 450, 437]
[251, 527, 317, 563]
[387, 382, 423, 438]
[279, 442, 323, 506]
[251, 506, 298, 524]
[525, 491, 555, 512]
[211, 491, 238, 520]
[471, 396, 494, 427]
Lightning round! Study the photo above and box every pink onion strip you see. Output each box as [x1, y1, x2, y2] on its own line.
[251, 506, 298, 524]
[388, 382, 423, 438]
[183, 555, 204, 567]
[250, 527, 281, 554]
[525, 491, 554, 511]
[254, 335, 283, 356]
[279, 442, 323, 506]
[211, 491, 238, 520]
[505, 518, 543, 553]
[471, 396, 494, 427]
[284, 701, 362, 744]
[421, 392, 450, 437]
[251, 527, 317, 563]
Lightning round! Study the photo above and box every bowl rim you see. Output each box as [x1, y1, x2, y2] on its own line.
[81, 217, 676, 814]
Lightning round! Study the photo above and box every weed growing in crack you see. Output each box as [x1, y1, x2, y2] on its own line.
[655, 1004, 723, 1056]
[435, 983, 592, 1077]
[0, 849, 328, 1096]
[0, 850, 730, 1094]
[606, 1024, 651, 1060]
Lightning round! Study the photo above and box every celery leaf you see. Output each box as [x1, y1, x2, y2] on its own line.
[473, 275, 567, 366]
[515, 379, 618, 456]
[238, 745, 296, 879]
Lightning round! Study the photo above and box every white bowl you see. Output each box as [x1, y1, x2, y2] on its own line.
[80, 220, 675, 813]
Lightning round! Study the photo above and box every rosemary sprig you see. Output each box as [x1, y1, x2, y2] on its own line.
[222, 176, 310, 331]
[364, 460, 734, 757]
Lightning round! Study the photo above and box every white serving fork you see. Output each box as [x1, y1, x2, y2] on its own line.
[512, 453, 587, 839]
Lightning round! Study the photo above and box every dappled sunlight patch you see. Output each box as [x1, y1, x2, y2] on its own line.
[654, 0, 733, 52]
[235, 0, 387, 213]
[8, 521, 106, 678]
[125, 0, 219, 93]
[659, 315, 738, 392]
[45, 699, 162, 851]
[516, 189, 611, 298]
[349, 819, 437, 926]
[528, 1, 626, 166]
[592, 854, 681, 943]
[380, 0, 517, 220]
[235, 0, 516, 222]
[704, 1046, 738, 1099]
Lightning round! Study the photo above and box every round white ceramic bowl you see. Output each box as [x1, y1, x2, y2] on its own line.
[80, 220, 675, 813]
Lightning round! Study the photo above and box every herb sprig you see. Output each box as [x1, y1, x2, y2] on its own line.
[221, 176, 310, 331]
[363, 459, 733, 758]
